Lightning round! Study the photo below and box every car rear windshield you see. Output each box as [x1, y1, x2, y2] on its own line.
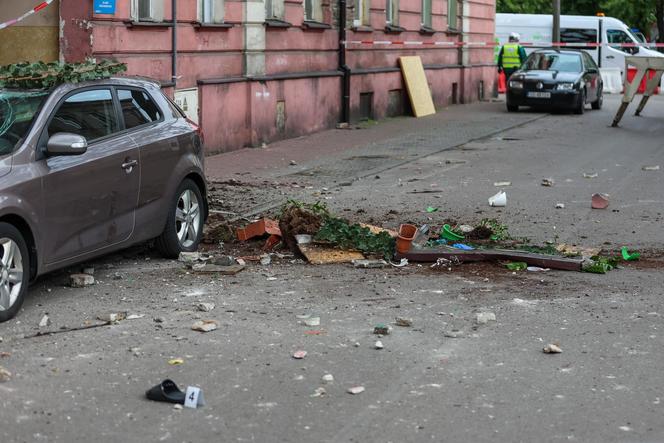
[524, 53, 582, 73]
[0, 90, 48, 155]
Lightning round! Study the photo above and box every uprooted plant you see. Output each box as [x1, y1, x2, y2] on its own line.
[314, 217, 395, 260]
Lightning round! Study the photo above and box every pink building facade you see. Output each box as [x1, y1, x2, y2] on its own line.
[59, 0, 496, 154]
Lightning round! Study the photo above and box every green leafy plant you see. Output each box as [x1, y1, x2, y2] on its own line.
[479, 218, 510, 241]
[314, 217, 395, 259]
[0, 59, 127, 89]
[279, 199, 329, 218]
[582, 256, 620, 274]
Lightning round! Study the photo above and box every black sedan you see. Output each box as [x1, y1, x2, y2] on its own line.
[506, 49, 603, 114]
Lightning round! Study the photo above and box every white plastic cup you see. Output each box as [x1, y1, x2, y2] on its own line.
[488, 191, 507, 207]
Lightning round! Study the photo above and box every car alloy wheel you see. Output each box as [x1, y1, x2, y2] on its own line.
[175, 189, 201, 249]
[0, 238, 23, 312]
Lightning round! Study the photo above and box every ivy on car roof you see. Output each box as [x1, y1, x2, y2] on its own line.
[0, 59, 127, 90]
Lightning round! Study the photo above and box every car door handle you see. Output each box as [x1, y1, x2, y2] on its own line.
[606, 55, 615, 59]
[122, 159, 138, 170]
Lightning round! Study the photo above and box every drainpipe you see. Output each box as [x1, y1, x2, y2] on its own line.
[338, 0, 351, 123]
[172, 0, 178, 87]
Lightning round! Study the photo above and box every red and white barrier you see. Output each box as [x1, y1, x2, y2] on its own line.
[344, 40, 664, 48]
[0, 1, 55, 31]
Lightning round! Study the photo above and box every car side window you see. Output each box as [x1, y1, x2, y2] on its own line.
[117, 89, 162, 129]
[606, 29, 635, 54]
[47, 89, 119, 142]
[583, 52, 598, 71]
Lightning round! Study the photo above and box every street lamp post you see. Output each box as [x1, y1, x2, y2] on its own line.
[553, 0, 561, 48]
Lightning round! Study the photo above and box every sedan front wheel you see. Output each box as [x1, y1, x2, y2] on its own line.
[0, 223, 29, 323]
[156, 179, 204, 259]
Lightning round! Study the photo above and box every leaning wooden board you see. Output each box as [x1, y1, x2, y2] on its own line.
[399, 56, 436, 118]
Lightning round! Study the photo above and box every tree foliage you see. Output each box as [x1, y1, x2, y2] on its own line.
[0, 59, 127, 89]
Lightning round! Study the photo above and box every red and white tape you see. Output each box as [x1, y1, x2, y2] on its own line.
[345, 40, 664, 48]
[0, 1, 55, 31]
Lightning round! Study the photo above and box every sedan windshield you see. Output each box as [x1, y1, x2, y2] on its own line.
[523, 53, 582, 73]
[0, 90, 48, 155]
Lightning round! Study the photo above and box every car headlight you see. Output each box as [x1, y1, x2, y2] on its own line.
[509, 80, 524, 89]
[556, 82, 576, 90]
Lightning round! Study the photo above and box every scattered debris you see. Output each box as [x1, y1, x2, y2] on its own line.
[444, 330, 464, 338]
[279, 203, 324, 253]
[493, 181, 512, 187]
[395, 317, 413, 327]
[145, 379, 205, 408]
[476, 312, 496, 324]
[583, 256, 619, 274]
[591, 193, 610, 209]
[322, 374, 334, 383]
[506, 262, 527, 271]
[374, 340, 384, 350]
[556, 244, 601, 258]
[126, 314, 145, 320]
[289, 160, 297, 166]
[426, 206, 439, 213]
[347, 386, 365, 395]
[555, 203, 565, 209]
[353, 259, 388, 269]
[358, 224, 398, 238]
[260, 254, 272, 266]
[583, 172, 598, 179]
[441, 224, 464, 241]
[488, 191, 507, 207]
[390, 258, 409, 267]
[373, 324, 391, 335]
[70, 273, 94, 288]
[178, 251, 202, 263]
[541, 178, 555, 187]
[292, 350, 307, 359]
[526, 266, 549, 272]
[173, 404, 184, 410]
[458, 224, 474, 233]
[168, 358, 185, 365]
[304, 317, 320, 327]
[38, 315, 51, 328]
[543, 344, 562, 354]
[237, 218, 283, 251]
[0, 366, 11, 382]
[295, 234, 312, 244]
[191, 320, 218, 333]
[642, 165, 660, 171]
[195, 303, 215, 312]
[97, 312, 127, 323]
[621, 247, 640, 261]
[311, 387, 327, 397]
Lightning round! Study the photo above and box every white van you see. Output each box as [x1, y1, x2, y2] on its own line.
[496, 13, 663, 75]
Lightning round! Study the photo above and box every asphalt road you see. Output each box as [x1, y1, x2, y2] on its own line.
[1, 95, 663, 443]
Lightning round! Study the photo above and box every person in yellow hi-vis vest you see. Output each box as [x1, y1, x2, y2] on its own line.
[498, 32, 527, 80]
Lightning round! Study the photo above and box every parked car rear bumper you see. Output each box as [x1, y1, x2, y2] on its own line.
[507, 89, 580, 109]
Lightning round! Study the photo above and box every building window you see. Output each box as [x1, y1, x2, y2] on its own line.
[386, 0, 398, 25]
[422, 0, 432, 28]
[266, 0, 285, 19]
[304, 0, 322, 22]
[354, 0, 370, 26]
[447, 0, 457, 30]
[199, 0, 225, 23]
[133, 0, 164, 22]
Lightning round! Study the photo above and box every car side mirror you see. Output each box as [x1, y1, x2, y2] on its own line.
[46, 133, 87, 156]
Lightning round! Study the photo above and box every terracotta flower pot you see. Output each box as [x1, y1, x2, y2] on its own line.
[396, 224, 418, 254]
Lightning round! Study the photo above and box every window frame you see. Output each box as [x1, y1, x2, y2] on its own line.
[386, 0, 399, 25]
[304, 0, 323, 22]
[421, 0, 432, 28]
[199, 0, 225, 24]
[116, 87, 165, 132]
[132, 0, 165, 22]
[447, 0, 458, 31]
[354, 0, 370, 26]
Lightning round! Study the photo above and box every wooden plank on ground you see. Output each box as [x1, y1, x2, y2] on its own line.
[399, 56, 436, 118]
[298, 244, 365, 265]
[396, 248, 583, 271]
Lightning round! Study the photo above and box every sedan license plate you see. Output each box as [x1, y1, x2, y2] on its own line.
[527, 91, 551, 98]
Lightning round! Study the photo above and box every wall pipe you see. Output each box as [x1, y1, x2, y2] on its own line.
[172, 0, 178, 87]
[338, 0, 350, 123]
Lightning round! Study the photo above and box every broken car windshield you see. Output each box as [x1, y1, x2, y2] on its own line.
[0, 90, 48, 155]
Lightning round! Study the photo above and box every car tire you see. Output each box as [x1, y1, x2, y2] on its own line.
[574, 89, 586, 115]
[506, 103, 519, 112]
[591, 88, 603, 110]
[0, 223, 30, 323]
[155, 179, 205, 259]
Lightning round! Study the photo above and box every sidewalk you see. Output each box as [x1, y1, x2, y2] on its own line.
[204, 101, 545, 183]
